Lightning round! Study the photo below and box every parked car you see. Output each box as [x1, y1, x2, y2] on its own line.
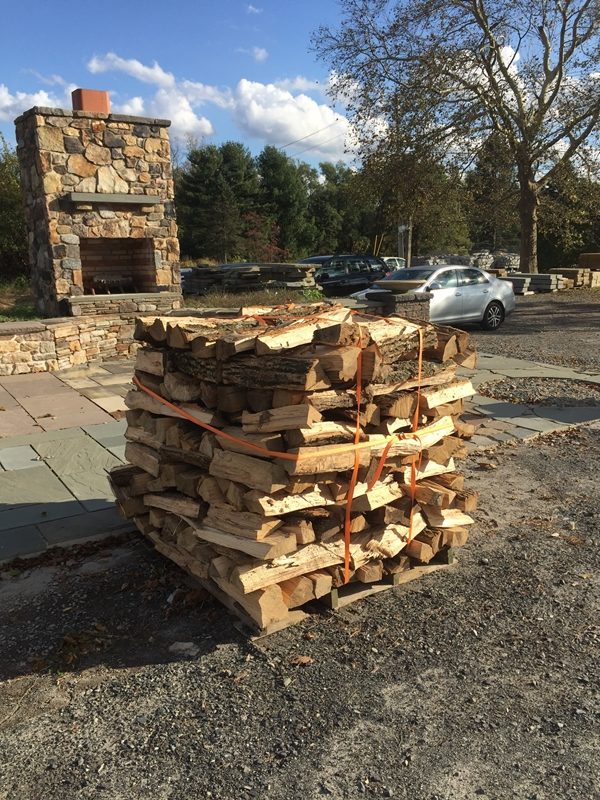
[351, 265, 516, 330]
[300, 254, 387, 295]
[381, 255, 406, 270]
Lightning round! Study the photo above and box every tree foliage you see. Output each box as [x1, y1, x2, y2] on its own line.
[313, 0, 600, 271]
[0, 135, 27, 276]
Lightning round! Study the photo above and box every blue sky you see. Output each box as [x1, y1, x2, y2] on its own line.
[0, 0, 352, 165]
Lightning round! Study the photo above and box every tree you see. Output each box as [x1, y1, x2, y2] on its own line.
[358, 137, 472, 261]
[538, 162, 600, 267]
[176, 142, 259, 261]
[0, 135, 27, 276]
[465, 134, 519, 252]
[256, 146, 312, 256]
[314, 0, 600, 272]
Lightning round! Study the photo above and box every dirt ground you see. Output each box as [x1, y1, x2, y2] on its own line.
[0, 291, 599, 800]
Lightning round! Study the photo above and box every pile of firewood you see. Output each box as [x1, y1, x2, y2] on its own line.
[110, 303, 479, 633]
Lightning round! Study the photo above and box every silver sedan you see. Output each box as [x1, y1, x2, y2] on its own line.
[351, 265, 516, 330]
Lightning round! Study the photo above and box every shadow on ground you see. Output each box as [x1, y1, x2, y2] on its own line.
[0, 535, 244, 681]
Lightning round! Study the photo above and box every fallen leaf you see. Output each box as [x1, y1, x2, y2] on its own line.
[290, 654, 314, 666]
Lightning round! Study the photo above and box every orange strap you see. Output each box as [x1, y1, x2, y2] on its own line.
[343, 331, 364, 583]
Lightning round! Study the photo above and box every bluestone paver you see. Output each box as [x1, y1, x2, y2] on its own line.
[0, 407, 43, 438]
[0, 525, 47, 561]
[33, 437, 122, 511]
[107, 445, 126, 462]
[533, 406, 600, 424]
[0, 427, 88, 448]
[38, 507, 132, 546]
[83, 420, 127, 443]
[501, 415, 565, 432]
[0, 445, 41, 470]
[0, 465, 84, 531]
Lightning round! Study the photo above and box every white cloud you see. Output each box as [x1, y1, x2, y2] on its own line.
[113, 95, 145, 116]
[88, 53, 176, 89]
[0, 84, 60, 121]
[147, 88, 214, 138]
[87, 53, 213, 140]
[274, 76, 320, 92]
[1, 54, 353, 161]
[232, 79, 350, 159]
[246, 4, 262, 13]
[180, 80, 233, 109]
[237, 46, 269, 62]
[252, 46, 268, 62]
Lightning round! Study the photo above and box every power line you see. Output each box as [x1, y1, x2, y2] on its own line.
[280, 119, 341, 150]
[289, 132, 346, 158]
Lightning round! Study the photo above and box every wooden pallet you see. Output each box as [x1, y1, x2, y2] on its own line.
[323, 557, 456, 611]
[188, 554, 457, 638]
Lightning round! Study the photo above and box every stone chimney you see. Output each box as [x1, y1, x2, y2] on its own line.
[14, 90, 181, 316]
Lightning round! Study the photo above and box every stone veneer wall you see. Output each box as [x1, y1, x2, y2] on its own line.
[0, 294, 181, 376]
[15, 106, 181, 316]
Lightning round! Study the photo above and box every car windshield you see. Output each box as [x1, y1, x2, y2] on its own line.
[384, 268, 435, 281]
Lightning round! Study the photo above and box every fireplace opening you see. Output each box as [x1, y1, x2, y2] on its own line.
[80, 238, 157, 294]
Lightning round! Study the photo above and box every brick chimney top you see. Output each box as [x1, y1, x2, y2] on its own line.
[71, 88, 110, 114]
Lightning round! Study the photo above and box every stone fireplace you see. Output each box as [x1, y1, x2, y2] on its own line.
[15, 90, 182, 316]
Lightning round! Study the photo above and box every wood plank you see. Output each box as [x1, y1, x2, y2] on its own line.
[419, 379, 475, 410]
[231, 542, 344, 593]
[244, 485, 335, 517]
[400, 457, 456, 482]
[183, 517, 297, 560]
[216, 385, 247, 413]
[204, 505, 282, 540]
[218, 427, 284, 456]
[285, 420, 356, 448]
[242, 404, 322, 433]
[280, 444, 371, 476]
[279, 575, 316, 608]
[135, 347, 167, 376]
[220, 354, 331, 391]
[124, 441, 161, 477]
[355, 560, 384, 583]
[144, 492, 203, 518]
[125, 389, 221, 427]
[175, 467, 204, 497]
[419, 506, 475, 528]
[254, 308, 350, 355]
[278, 517, 316, 545]
[162, 371, 203, 402]
[208, 556, 292, 627]
[454, 489, 479, 512]
[349, 481, 404, 512]
[209, 449, 288, 493]
[324, 562, 452, 609]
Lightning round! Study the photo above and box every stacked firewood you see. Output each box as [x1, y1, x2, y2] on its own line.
[110, 303, 479, 632]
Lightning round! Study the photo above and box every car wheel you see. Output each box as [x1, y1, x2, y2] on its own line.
[481, 301, 505, 330]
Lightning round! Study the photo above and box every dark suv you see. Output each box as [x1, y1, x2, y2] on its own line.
[300, 254, 388, 296]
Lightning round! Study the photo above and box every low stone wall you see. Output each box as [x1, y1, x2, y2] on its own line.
[64, 291, 181, 317]
[0, 316, 139, 375]
[0, 292, 182, 375]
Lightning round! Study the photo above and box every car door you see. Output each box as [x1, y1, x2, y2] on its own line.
[457, 268, 492, 320]
[425, 269, 462, 323]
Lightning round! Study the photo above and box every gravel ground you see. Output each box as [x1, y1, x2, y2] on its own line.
[477, 377, 600, 407]
[1, 288, 599, 800]
[1, 425, 599, 800]
[470, 287, 600, 370]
